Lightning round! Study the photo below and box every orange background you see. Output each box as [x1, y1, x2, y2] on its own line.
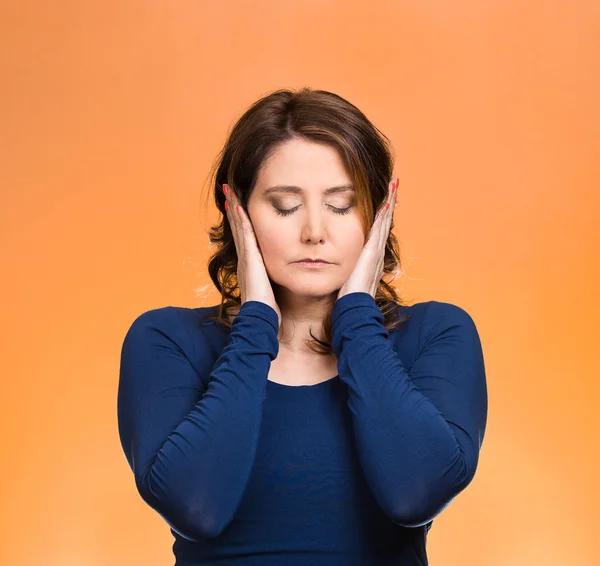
[2, 1, 599, 564]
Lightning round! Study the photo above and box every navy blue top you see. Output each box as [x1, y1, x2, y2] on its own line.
[117, 292, 487, 565]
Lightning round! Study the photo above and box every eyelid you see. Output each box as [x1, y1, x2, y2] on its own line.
[274, 204, 353, 217]
[271, 200, 356, 206]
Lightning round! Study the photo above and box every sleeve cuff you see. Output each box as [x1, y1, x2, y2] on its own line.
[236, 300, 280, 334]
[331, 292, 386, 357]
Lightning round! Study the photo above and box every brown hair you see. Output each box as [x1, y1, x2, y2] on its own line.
[201, 87, 411, 354]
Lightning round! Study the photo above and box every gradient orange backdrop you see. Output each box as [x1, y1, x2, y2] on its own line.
[2, 1, 599, 565]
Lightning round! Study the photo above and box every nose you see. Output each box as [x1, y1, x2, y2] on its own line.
[300, 207, 327, 244]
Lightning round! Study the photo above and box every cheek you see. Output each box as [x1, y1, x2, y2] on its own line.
[340, 228, 366, 264]
[253, 223, 285, 262]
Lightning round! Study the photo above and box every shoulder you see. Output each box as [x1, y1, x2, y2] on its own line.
[390, 299, 480, 344]
[121, 304, 227, 368]
[122, 306, 195, 357]
[125, 305, 193, 335]
[418, 300, 478, 326]
[125, 304, 222, 336]
[413, 299, 483, 354]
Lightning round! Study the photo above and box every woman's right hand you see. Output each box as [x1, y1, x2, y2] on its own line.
[223, 184, 282, 329]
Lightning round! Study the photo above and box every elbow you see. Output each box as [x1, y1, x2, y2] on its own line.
[390, 495, 456, 529]
[390, 453, 478, 528]
[135, 470, 229, 541]
[174, 509, 229, 541]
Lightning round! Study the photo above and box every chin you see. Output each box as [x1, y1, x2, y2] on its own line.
[272, 276, 339, 298]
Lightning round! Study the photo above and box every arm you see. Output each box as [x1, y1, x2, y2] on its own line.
[330, 292, 488, 528]
[117, 301, 279, 541]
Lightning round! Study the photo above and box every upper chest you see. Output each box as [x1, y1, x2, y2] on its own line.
[267, 349, 339, 386]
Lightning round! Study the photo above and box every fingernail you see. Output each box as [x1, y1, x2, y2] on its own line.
[236, 205, 240, 214]
[223, 184, 228, 195]
[225, 201, 229, 212]
[386, 203, 390, 210]
[392, 179, 396, 193]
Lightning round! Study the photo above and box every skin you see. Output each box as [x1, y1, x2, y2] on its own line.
[224, 137, 398, 357]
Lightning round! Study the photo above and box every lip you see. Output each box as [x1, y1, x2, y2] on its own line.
[295, 260, 332, 268]
[295, 258, 331, 263]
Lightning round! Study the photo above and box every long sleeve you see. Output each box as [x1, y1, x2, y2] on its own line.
[117, 301, 279, 541]
[330, 292, 488, 528]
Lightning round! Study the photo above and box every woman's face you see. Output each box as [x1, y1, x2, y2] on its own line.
[246, 138, 366, 298]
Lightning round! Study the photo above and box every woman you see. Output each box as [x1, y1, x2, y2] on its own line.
[117, 87, 488, 565]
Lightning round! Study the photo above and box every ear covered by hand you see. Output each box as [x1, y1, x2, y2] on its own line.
[336, 177, 398, 300]
[222, 184, 282, 328]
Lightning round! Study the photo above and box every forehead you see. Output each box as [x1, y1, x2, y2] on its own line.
[256, 139, 352, 193]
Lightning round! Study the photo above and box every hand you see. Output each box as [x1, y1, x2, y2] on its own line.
[223, 184, 282, 328]
[337, 177, 398, 300]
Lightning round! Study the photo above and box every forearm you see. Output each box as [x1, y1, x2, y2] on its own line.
[337, 342, 474, 526]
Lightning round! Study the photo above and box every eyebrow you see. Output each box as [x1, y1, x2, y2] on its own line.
[263, 184, 355, 196]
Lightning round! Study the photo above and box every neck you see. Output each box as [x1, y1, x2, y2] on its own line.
[275, 285, 337, 355]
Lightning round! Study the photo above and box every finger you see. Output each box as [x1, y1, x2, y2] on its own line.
[385, 177, 398, 240]
[235, 200, 265, 259]
[378, 178, 396, 249]
[227, 185, 261, 257]
[367, 183, 391, 245]
[224, 184, 244, 253]
[387, 176, 398, 226]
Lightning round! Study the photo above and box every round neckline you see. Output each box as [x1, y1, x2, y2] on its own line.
[267, 374, 340, 389]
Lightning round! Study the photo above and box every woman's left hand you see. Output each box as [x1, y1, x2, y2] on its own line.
[336, 177, 398, 300]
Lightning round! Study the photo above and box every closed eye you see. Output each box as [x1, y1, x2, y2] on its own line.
[274, 205, 353, 217]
